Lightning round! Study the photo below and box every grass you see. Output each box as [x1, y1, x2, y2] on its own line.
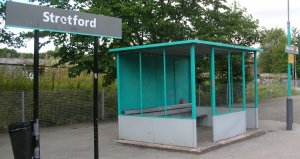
[0, 66, 118, 132]
[258, 81, 299, 100]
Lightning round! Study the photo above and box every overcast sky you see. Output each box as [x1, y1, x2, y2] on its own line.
[1, 0, 300, 53]
[228, 0, 300, 29]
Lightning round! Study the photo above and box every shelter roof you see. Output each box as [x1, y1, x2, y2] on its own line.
[109, 40, 262, 55]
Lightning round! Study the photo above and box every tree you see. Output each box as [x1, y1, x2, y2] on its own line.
[0, 48, 18, 58]
[1, 0, 260, 86]
[259, 28, 288, 73]
[193, 1, 259, 84]
[291, 28, 300, 78]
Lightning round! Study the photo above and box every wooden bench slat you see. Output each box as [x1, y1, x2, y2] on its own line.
[167, 107, 192, 115]
[143, 111, 165, 116]
[167, 103, 192, 110]
[123, 103, 209, 120]
[123, 109, 140, 115]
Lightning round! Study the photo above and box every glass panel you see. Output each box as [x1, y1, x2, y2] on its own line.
[215, 53, 231, 115]
[246, 53, 255, 108]
[231, 53, 244, 112]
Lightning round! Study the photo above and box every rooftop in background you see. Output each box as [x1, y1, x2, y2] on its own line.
[109, 40, 262, 54]
[0, 58, 48, 65]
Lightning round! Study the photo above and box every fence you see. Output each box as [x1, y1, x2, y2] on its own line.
[0, 89, 117, 132]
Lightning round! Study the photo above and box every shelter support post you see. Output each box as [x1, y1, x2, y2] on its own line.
[33, 29, 40, 159]
[163, 49, 167, 117]
[230, 57, 234, 106]
[93, 36, 99, 159]
[254, 52, 258, 108]
[117, 54, 121, 115]
[227, 50, 232, 112]
[242, 52, 246, 110]
[139, 51, 143, 115]
[190, 45, 196, 119]
[210, 47, 216, 116]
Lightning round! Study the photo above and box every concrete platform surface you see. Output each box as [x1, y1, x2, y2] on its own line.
[1, 120, 300, 159]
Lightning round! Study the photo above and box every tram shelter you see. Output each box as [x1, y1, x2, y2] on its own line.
[109, 40, 260, 148]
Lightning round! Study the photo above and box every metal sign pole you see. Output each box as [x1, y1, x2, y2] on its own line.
[33, 29, 41, 158]
[93, 36, 99, 159]
[5, 3, 122, 158]
[286, 0, 293, 130]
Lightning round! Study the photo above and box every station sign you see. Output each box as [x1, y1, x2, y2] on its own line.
[5, 1, 122, 38]
[285, 45, 299, 55]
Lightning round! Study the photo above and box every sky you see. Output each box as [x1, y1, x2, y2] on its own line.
[1, 0, 300, 53]
[228, 0, 300, 29]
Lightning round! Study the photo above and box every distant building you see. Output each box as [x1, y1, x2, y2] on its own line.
[0, 58, 48, 79]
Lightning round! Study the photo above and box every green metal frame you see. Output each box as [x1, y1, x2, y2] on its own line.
[139, 51, 143, 115]
[254, 52, 259, 108]
[227, 50, 232, 112]
[7, 24, 122, 39]
[190, 45, 196, 119]
[242, 51, 246, 110]
[210, 47, 216, 116]
[287, 22, 291, 97]
[117, 54, 121, 115]
[163, 49, 167, 116]
[113, 40, 260, 118]
[109, 40, 262, 53]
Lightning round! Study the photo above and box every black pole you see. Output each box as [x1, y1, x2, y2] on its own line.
[93, 36, 99, 159]
[287, 98, 293, 130]
[33, 30, 40, 158]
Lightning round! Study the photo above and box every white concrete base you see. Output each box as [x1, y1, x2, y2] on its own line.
[196, 107, 243, 127]
[246, 108, 258, 129]
[118, 115, 197, 147]
[213, 111, 246, 142]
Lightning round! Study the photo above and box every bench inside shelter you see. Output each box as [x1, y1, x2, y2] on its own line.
[123, 103, 207, 122]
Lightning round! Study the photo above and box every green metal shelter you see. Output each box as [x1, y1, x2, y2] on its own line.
[109, 40, 260, 148]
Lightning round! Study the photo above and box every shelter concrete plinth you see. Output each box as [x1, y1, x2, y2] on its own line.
[115, 128, 265, 154]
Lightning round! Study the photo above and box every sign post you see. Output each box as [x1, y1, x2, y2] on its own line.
[33, 30, 40, 158]
[285, 44, 298, 131]
[93, 36, 99, 159]
[286, 0, 295, 131]
[6, 1, 122, 159]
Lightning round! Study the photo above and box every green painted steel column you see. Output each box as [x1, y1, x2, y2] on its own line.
[242, 52, 246, 110]
[227, 50, 232, 112]
[230, 57, 234, 105]
[254, 52, 259, 108]
[139, 51, 143, 115]
[190, 45, 196, 119]
[287, 0, 292, 97]
[117, 53, 121, 115]
[163, 49, 167, 117]
[288, 58, 292, 96]
[210, 47, 216, 116]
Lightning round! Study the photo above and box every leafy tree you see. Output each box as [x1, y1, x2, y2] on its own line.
[0, 48, 18, 58]
[194, 1, 259, 84]
[259, 28, 288, 73]
[291, 28, 300, 78]
[1, 0, 260, 86]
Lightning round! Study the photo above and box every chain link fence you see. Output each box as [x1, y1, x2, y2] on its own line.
[0, 89, 117, 132]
